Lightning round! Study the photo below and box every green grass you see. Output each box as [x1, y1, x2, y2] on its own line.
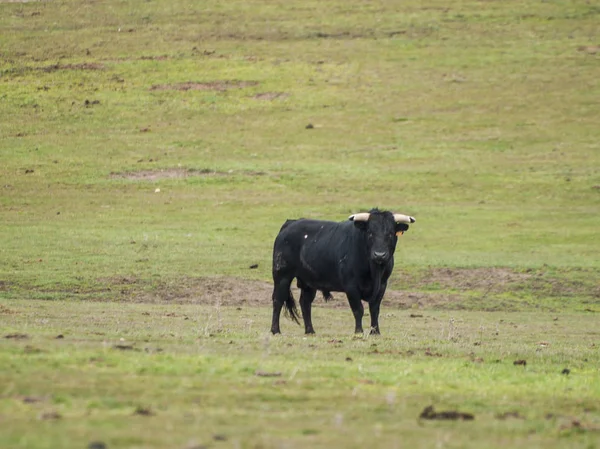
[1, 0, 599, 447]
[2, 300, 600, 449]
[1, 0, 599, 289]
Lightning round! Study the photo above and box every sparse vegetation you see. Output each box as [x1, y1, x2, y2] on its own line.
[0, 0, 598, 447]
[2, 301, 600, 448]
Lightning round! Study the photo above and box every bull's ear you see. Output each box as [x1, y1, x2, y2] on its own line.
[395, 223, 409, 233]
[349, 213, 369, 230]
[352, 220, 368, 231]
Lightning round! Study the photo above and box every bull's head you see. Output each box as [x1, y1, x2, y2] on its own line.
[349, 209, 415, 266]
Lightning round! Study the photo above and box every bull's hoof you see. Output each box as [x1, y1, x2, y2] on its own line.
[271, 328, 281, 335]
[370, 328, 381, 336]
[305, 329, 315, 335]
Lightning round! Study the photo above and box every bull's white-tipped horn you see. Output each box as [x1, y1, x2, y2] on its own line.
[393, 214, 416, 224]
[349, 213, 370, 222]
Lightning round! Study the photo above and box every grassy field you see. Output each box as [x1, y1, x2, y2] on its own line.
[2, 300, 600, 449]
[1, 0, 599, 447]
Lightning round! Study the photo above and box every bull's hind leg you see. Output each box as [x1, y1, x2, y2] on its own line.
[271, 275, 293, 334]
[298, 284, 317, 334]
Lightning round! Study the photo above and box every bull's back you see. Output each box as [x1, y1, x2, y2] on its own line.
[273, 219, 353, 285]
[275, 219, 342, 253]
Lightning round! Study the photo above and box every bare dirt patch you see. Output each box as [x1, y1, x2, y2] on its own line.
[419, 405, 474, 421]
[400, 267, 531, 292]
[39, 411, 61, 421]
[5, 333, 29, 340]
[0, 305, 17, 314]
[95, 276, 460, 309]
[133, 406, 154, 416]
[109, 168, 267, 181]
[255, 370, 282, 377]
[252, 92, 289, 100]
[138, 277, 273, 306]
[150, 80, 259, 92]
[42, 63, 104, 72]
[496, 411, 525, 420]
[51, 267, 599, 310]
[577, 45, 600, 55]
[396, 267, 600, 299]
[140, 55, 170, 61]
[21, 396, 47, 404]
[110, 168, 207, 181]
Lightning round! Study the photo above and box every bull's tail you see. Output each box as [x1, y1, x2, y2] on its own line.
[283, 289, 301, 325]
[322, 290, 333, 302]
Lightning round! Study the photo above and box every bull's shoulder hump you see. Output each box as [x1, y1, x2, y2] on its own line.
[276, 218, 346, 240]
[278, 219, 298, 233]
[288, 219, 343, 233]
[281, 218, 338, 228]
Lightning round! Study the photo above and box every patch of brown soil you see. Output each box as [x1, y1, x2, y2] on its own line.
[149, 277, 273, 306]
[397, 267, 599, 298]
[140, 55, 170, 61]
[150, 80, 259, 92]
[559, 418, 600, 432]
[133, 406, 154, 416]
[402, 267, 531, 292]
[42, 63, 104, 72]
[254, 370, 282, 377]
[84, 267, 599, 309]
[110, 168, 204, 181]
[95, 276, 461, 309]
[496, 411, 525, 420]
[0, 305, 17, 314]
[419, 405, 474, 421]
[39, 411, 61, 420]
[312, 31, 374, 39]
[577, 45, 600, 55]
[95, 276, 273, 306]
[253, 92, 289, 100]
[109, 168, 266, 181]
[5, 333, 29, 340]
[21, 396, 47, 404]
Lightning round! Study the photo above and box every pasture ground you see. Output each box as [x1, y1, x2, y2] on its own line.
[1, 0, 599, 447]
[2, 297, 600, 449]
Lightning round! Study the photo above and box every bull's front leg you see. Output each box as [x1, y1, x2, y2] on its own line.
[368, 301, 381, 335]
[368, 281, 387, 335]
[345, 288, 364, 334]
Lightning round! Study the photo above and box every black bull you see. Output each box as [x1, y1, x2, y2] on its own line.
[270, 209, 415, 335]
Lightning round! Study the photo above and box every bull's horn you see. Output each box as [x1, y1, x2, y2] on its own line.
[393, 214, 416, 224]
[349, 213, 370, 222]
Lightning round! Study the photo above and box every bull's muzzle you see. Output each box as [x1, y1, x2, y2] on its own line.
[372, 251, 389, 265]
